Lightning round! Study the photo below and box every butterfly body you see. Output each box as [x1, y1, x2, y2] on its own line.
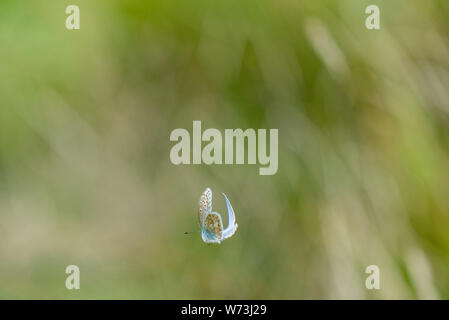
[198, 188, 238, 244]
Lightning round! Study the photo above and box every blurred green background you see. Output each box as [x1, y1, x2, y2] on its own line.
[0, 0, 449, 299]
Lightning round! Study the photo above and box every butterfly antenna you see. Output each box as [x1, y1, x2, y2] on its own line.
[184, 231, 200, 235]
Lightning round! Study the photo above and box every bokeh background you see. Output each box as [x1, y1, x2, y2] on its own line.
[0, 0, 448, 299]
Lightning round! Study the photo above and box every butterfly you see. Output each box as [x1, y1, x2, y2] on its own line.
[197, 188, 238, 244]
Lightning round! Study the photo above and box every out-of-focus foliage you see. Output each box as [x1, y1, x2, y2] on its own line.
[0, 0, 448, 298]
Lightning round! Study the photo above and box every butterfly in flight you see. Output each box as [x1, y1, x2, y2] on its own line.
[197, 188, 238, 244]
